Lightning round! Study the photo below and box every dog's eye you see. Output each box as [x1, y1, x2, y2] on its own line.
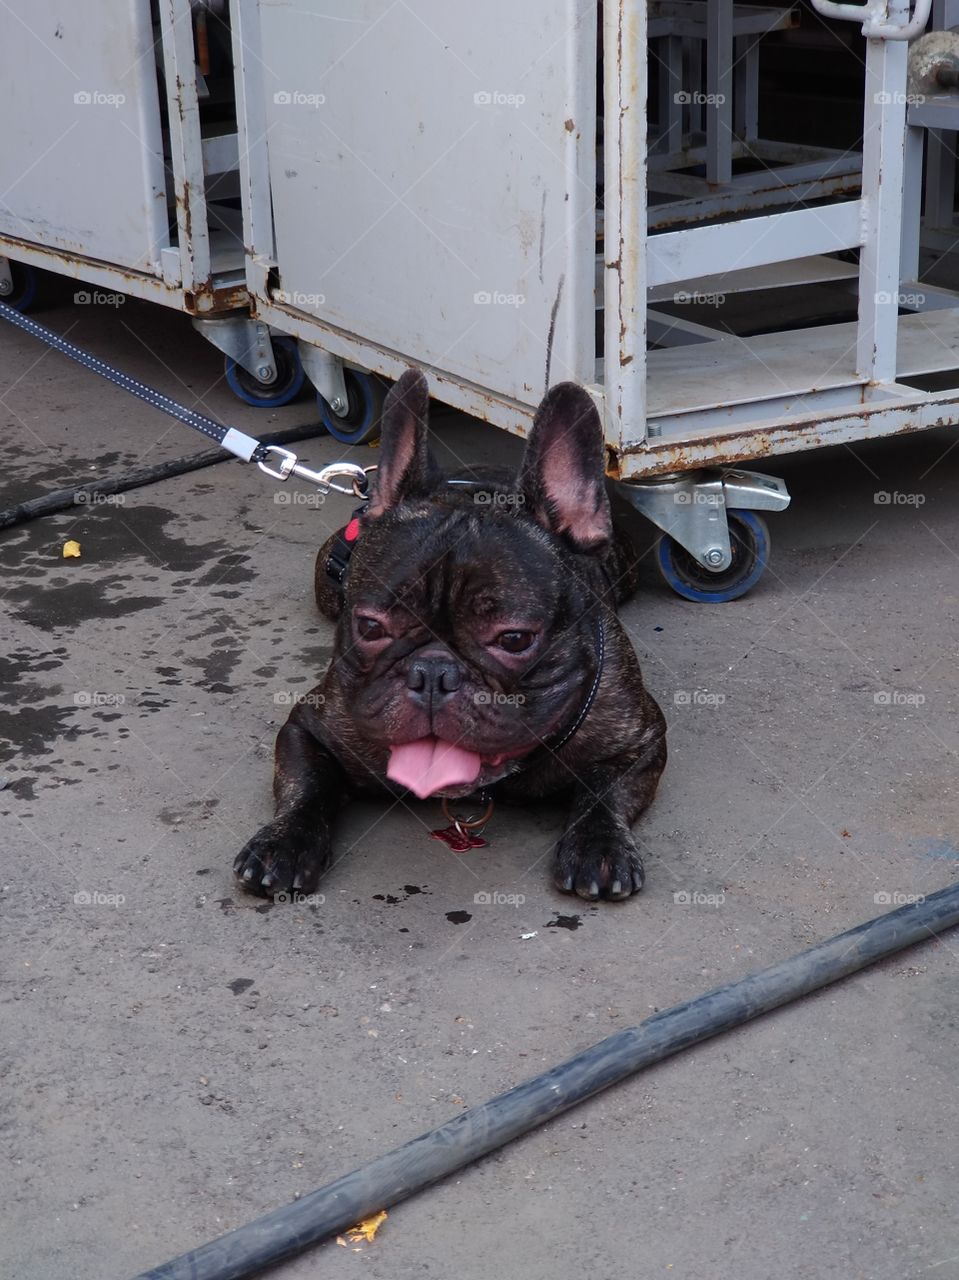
[495, 630, 535, 654]
[357, 616, 387, 641]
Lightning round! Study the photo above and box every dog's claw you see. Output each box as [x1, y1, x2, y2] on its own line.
[234, 819, 331, 900]
[553, 829, 645, 902]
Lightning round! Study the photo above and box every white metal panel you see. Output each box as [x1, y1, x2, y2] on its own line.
[0, 0, 168, 274]
[256, 0, 596, 405]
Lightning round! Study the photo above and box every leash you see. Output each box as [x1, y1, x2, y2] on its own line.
[0, 297, 371, 499]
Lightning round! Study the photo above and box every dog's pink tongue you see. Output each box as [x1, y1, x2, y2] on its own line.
[387, 737, 482, 799]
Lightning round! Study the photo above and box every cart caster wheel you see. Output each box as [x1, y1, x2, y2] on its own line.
[656, 509, 770, 603]
[1, 261, 38, 312]
[224, 336, 305, 407]
[318, 370, 387, 445]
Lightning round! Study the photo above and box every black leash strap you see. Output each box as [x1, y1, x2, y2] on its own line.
[0, 297, 373, 500]
[0, 296, 267, 462]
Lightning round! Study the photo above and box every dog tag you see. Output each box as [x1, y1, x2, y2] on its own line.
[430, 823, 488, 852]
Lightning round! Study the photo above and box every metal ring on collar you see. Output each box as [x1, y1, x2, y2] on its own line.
[441, 795, 494, 832]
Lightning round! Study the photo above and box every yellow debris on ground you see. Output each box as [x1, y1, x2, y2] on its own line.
[336, 1209, 388, 1248]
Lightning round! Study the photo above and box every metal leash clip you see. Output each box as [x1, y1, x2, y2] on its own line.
[257, 448, 375, 496]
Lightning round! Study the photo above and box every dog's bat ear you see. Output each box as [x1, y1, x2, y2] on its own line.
[519, 383, 612, 553]
[365, 369, 442, 517]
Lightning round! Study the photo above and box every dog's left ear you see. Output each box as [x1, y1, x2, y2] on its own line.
[366, 368, 442, 517]
[519, 383, 612, 553]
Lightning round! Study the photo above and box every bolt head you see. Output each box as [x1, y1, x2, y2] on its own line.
[329, 396, 347, 414]
[256, 365, 273, 381]
[704, 548, 725, 567]
[0, 279, 12, 296]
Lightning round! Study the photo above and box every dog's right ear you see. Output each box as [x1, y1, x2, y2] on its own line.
[365, 369, 442, 517]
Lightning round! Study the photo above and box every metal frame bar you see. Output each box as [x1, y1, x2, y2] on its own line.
[856, 14, 910, 382]
[157, 0, 213, 300]
[601, 0, 648, 451]
[706, 0, 734, 184]
[230, 0, 277, 300]
[647, 201, 863, 287]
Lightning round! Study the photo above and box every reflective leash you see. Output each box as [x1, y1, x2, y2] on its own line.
[0, 297, 370, 498]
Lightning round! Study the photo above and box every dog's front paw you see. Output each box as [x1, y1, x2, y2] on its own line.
[553, 827, 645, 901]
[233, 821, 329, 898]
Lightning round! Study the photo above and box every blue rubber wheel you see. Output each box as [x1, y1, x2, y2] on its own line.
[656, 509, 770, 603]
[2, 261, 38, 311]
[317, 369, 387, 445]
[224, 336, 305, 407]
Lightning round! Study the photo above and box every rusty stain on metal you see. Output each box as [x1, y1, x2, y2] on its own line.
[604, 445, 623, 479]
[176, 178, 194, 254]
[618, 410, 931, 478]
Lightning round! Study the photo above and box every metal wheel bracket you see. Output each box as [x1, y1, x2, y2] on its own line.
[0, 257, 13, 297]
[615, 468, 790, 570]
[298, 344, 350, 416]
[191, 315, 277, 383]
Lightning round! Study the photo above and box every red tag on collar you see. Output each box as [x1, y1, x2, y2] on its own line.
[430, 824, 488, 851]
[344, 517, 361, 543]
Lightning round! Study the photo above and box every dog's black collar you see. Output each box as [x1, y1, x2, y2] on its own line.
[325, 502, 368, 585]
[515, 611, 606, 769]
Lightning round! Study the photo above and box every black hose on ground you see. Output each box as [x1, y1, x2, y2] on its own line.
[132, 880, 959, 1280]
[0, 423, 328, 531]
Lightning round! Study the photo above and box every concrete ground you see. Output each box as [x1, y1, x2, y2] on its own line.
[2, 282, 958, 1280]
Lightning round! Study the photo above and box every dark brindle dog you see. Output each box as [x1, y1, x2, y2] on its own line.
[234, 369, 666, 901]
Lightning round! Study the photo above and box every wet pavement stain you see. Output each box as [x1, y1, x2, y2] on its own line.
[0, 704, 85, 761]
[372, 885, 430, 906]
[6, 578, 167, 630]
[546, 914, 584, 931]
[446, 910, 472, 925]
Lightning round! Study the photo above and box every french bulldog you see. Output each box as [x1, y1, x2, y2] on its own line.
[234, 369, 667, 901]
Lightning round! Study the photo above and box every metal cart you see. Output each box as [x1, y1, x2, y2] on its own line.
[226, 0, 958, 599]
[0, 0, 305, 408]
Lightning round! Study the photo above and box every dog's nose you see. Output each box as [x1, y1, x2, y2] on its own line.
[406, 652, 463, 704]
